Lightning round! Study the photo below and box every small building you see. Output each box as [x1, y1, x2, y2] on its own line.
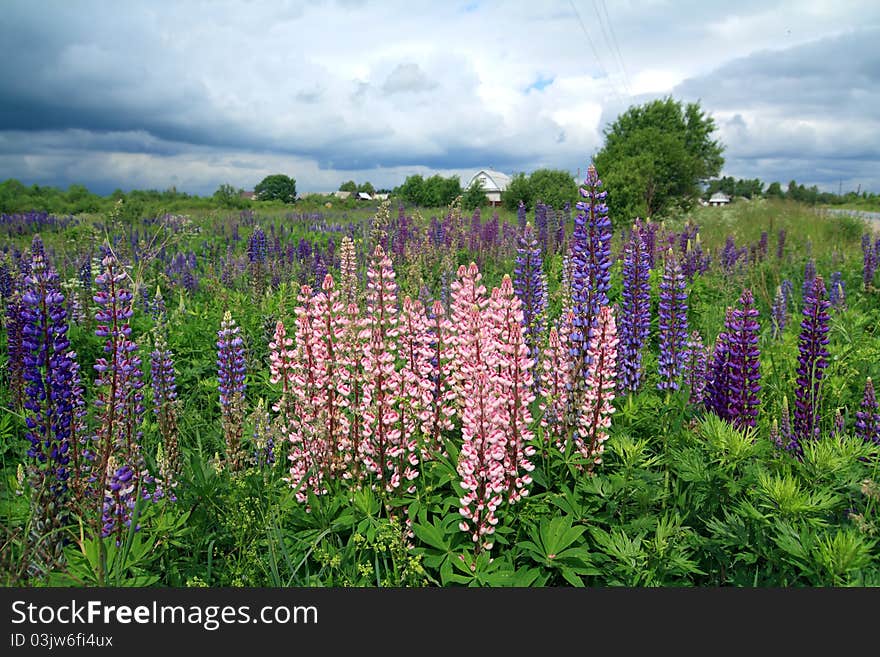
[333, 191, 352, 200]
[708, 192, 731, 207]
[466, 169, 512, 206]
[239, 190, 257, 200]
[356, 192, 373, 201]
[373, 193, 390, 201]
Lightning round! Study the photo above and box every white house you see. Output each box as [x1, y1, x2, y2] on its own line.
[466, 169, 512, 206]
[708, 192, 731, 207]
[356, 192, 373, 201]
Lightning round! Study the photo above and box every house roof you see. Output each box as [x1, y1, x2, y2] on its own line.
[356, 192, 373, 200]
[467, 169, 512, 192]
[333, 191, 351, 199]
[709, 192, 731, 202]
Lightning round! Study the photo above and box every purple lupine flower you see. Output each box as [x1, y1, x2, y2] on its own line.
[568, 163, 612, 370]
[776, 229, 786, 260]
[5, 283, 27, 408]
[101, 461, 138, 546]
[771, 285, 787, 339]
[828, 271, 845, 309]
[150, 326, 179, 493]
[862, 233, 877, 290]
[93, 252, 155, 514]
[19, 238, 81, 573]
[721, 236, 739, 273]
[683, 331, 708, 405]
[777, 395, 793, 451]
[513, 223, 546, 381]
[792, 275, 830, 453]
[758, 232, 768, 260]
[1, 258, 14, 300]
[558, 202, 570, 252]
[618, 225, 651, 392]
[517, 200, 527, 231]
[535, 202, 549, 254]
[712, 289, 761, 430]
[217, 310, 247, 471]
[657, 248, 689, 391]
[830, 408, 845, 438]
[802, 258, 816, 304]
[854, 378, 879, 445]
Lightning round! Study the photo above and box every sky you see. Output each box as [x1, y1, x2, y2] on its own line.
[0, 0, 878, 196]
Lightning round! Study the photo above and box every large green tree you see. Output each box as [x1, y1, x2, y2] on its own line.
[254, 174, 297, 203]
[528, 168, 578, 209]
[593, 98, 724, 223]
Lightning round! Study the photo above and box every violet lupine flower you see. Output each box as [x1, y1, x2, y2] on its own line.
[771, 285, 787, 339]
[5, 285, 26, 408]
[217, 310, 247, 471]
[802, 258, 816, 304]
[721, 236, 739, 272]
[657, 249, 689, 391]
[569, 163, 612, 377]
[772, 396, 794, 450]
[830, 408, 845, 438]
[92, 252, 156, 530]
[792, 275, 830, 453]
[513, 223, 546, 381]
[517, 200, 527, 231]
[861, 234, 877, 290]
[20, 240, 80, 573]
[758, 231, 768, 260]
[535, 202, 549, 254]
[683, 331, 708, 405]
[776, 229, 786, 260]
[706, 290, 761, 430]
[101, 461, 138, 546]
[828, 271, 845, 309]
[854, 378, 879, 445]
[0, 258, 12, 300]
[150, 329, 179, 492]
[780, 279, 794, 312]
[618, 225, 651, 392]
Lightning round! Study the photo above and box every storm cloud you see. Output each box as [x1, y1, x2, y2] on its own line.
[0, 0, 877, 195]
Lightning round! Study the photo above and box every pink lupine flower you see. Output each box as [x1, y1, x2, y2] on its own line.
[490, 275, 536, 505]
[423, 300, 458, 456]
[312, 274, 351, 473]
[539, 323, 572, 453]
[456, 306, 506, 553]
[358, 246, 418, 493]
[286, 284, 330, 504]
[339, 235, 358, 306]
[399, 297, 436, 457]
[450, 262, 490, 397]
[575, 305, 618, 471]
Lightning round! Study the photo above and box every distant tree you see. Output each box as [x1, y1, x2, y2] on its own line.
[214, 183, 247, 209]
[462, 178, 489, 211]
[358, 181, 375, 195]
[594, 97, 724, 223]
[397, 174, 425, 206]
[502, 172, 531, 212]
[339, 180, 357, 192]
[254, 174, 297, 203]
[764, 181, 785, 198]
[528, 168, 578, 209]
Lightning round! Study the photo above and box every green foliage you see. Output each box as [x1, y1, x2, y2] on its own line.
[213, 183, 248, 209]
[462, 178, 489, 211]
[594, 97, 724, 222]
[502, 172, 531, 211]
[527, 168, 578, 209]
[395, 174, 460, 208]
[339, 180, 357, 192]
[254, 174, 297, 203]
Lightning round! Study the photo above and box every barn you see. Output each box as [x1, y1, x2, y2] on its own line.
[466, 169, 512, 206]
[708, 192, 731, 207]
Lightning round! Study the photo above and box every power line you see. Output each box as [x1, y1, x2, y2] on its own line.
[568, 0, 626, 107]
[596, 0, 633, 97]
[590, 0, 630, 97]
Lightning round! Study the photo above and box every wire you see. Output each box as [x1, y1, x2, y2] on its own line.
[568, 0, 626, 106]
[596, 0, 633, 97]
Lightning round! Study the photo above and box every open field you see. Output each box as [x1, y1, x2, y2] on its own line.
[2, 195, 879, 587]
